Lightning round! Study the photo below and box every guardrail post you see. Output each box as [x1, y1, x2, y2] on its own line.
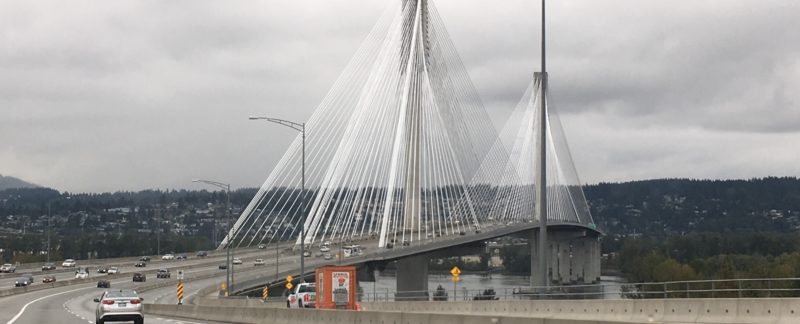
[738, 280, 742, 298]
[663, 283, 667, 299]
[686, 282, 690, 298]
[711, 281, 715, 298]
[767, 279, 771, 298]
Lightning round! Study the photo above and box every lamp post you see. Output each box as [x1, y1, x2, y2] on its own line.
[47, 195, 70, 264]
[249, 116, 307, 281]
[193, 179, 232, 295]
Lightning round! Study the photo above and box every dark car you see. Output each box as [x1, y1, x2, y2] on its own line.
[42, 275, 56, 283]
[139, 256, 151, 262]
[41, 263, 56, 271]
[132, 273, 146, 282]
[176, 254, 187, 261]
[97, 266, 108, 274]
[97, 279, 110, 288]
[196, 251, 208, 257]
[218, 264, 227, 270]
[22, 273, 34, 284]
[14, 277, 31, 287]
[156, 269, 170, 279]
[134, 261, 146, 268]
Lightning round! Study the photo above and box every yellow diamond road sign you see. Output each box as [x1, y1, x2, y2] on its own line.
[286, 282, 293, 290]
[287, 275, 293, 282]
[450, 266, 461, 276]
[451, 275, 460, 282]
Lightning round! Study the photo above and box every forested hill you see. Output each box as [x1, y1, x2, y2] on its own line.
[585, 177, 800, 241]
[0, 174, 39, 191]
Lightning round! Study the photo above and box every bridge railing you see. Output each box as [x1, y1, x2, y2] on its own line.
[358, 278, 800, 302]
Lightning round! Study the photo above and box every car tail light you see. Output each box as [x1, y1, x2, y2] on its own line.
[101, 300, 114, 305]
[303, 294, 310, 302]
[130, 299, 141, 304]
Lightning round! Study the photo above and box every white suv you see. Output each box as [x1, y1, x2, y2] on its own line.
[62, 259, 77, 267]
[161, 254, 175, 260]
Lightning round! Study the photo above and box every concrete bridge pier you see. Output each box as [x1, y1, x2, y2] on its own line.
[531, 226, 601, 287]
[395, 254, 429, 301]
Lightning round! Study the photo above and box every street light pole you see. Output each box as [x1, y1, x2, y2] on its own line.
[249, 116, 307, 281]
[46, 195, 70, 264]
[193, 179, 232, 295]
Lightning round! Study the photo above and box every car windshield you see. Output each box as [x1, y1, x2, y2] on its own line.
[3, 264, 10, 266]
[105, 290, 138, 298]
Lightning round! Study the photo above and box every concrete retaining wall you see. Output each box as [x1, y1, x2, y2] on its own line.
[145, 304, 626, 324]
[363, 298, 800, 324]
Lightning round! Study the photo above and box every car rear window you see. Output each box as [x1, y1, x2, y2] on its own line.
[299, 285, 316, 293]
[106, 290, 138, 298]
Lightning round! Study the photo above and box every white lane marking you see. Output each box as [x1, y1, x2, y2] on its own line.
[6, 286, 89, 324]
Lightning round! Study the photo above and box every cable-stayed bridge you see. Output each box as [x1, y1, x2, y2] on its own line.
[224, 0, 600, 292]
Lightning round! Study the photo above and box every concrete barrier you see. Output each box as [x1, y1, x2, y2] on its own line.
[359, 298, 800, 323]
[144, 304, 633, 324]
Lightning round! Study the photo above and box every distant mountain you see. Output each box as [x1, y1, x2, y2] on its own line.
[0, 174, 39, 191]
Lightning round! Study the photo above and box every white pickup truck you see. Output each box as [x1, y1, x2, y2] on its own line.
[287, 282, 316, 308]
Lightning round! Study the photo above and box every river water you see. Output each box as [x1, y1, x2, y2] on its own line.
[360, 273, 626, 300]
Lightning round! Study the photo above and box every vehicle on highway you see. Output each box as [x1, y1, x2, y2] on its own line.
[218, 263, 227, 270]
[156, 269, 171, 278]
[97, 266, 109, 274]
[257, 244, 266, 249]
[22, 273, 34, 283]
[42, 275, 56, 283]
[323, 253, 333, 260]
[343, 244, 361, 257]
[132, 273, 146, 282]
[196, 250, 208, 257]
[161, 253, 175, 260]
[303, 250, 312, 257]
[94, 289, 144, 324]
[107, 267, 119, 275]
[134, 261, 146, 268]
[320, 244, 331, 253]
[14, 276, 30, 287]
[402, 240, 410, 246]
[62, 259, 77, 267]
[1, 263, 16, 273]
[138, 256, 150, 262]
[97, 279, 110, 288]
[287, 282, 316, 308]
[76, 269, 89, 279]
[41, 262, 56, 271]
[232, 257, 243, 265]
[176, 254, 187, 260]
[254, 259, 265, 266]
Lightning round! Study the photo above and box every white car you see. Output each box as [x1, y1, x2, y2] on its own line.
[254, 259, 265, 266]
[62, 259, 77, 267]
[107, 267, 119, 275]
[319, 245, 331, 253]
[0, 263, 15, 273]
[161, 254, 175, 260]
[75, 269, 89, 279]
[232, 258, 243, 265]
[287, 283, 316, 308]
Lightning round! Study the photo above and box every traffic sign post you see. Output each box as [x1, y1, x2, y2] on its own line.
[262, 286, 269, 301]
[220, 282, 228, 297]
[177, 281, 184, 305]
[177, 269, 184, 281]
[451, 266, 461, 301]
[286, 275, 294, 291]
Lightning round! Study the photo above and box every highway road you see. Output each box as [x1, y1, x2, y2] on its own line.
[0, 246, 287, 290]
[0, 245, 302, 324]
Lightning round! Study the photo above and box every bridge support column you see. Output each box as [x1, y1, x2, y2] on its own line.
[396, 254, 429, 301]
[531, 227, 601, 287]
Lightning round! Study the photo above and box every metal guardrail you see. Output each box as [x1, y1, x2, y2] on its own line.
[358, 278, 800, 302]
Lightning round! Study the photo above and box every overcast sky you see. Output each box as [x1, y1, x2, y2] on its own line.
[1, 0, 798, 193]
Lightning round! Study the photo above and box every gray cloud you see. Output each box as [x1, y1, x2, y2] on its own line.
[1, 0, 798, 192]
